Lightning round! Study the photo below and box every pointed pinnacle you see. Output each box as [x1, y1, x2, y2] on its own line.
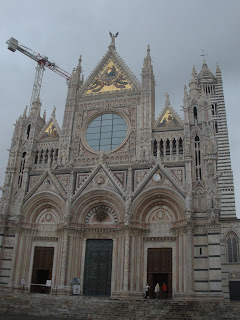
[165, 92, 170, 106]
[51, 106, 56, 117]
[216, 63, 221, 74]
[192, 65, 197, 77]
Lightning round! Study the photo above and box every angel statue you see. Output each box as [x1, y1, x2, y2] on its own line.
[109, 31, 119, 46]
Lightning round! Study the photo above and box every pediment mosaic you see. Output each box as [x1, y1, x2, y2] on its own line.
[157, 109, 181, 128]
[86, 60, 132, 94]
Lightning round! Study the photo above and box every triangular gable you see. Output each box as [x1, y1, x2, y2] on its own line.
[154, 105, 183, 130]
[72, 162, 125, 202]
[24, 170, 67, 203]
[133, 161, 185, 201]
[38, 117, 61, 140]
[77, 47, 141, 98]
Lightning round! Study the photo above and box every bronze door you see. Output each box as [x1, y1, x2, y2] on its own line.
[229, 281, 240, 301]
[31, 246, 54, 293]
[147, 248, 172, 298]
[83, 239, 113, 296]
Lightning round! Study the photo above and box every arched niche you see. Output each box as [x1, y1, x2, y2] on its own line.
[132, 187, 185, 223]
[71, 189, 125, 225]
[22, 191, 66, 227]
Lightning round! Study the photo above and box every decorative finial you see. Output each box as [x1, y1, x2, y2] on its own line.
[23, 106, 28, 117]
[200, 49, 208, 62]
[78, 54, 82, 65]
[43, 110, 46, 122]
[109, 31, 119, 47]
[165, 93, 170, 106]
[192, 65, 197, 77]
[51, 106, 56, 117]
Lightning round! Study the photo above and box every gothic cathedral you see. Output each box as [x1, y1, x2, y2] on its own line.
[0, 35, 240, 300]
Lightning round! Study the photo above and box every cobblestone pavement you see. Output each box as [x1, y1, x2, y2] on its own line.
[0, 314, 70, 320]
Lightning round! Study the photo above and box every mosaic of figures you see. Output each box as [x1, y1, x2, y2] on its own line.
[86, 61, 132, 94]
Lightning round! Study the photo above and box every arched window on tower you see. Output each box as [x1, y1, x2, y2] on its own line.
[172, 138, 176, 155]
[153, 140, 157, 157]
[160, 140, 164, 156]
[18, 152, 26, 187]
[193, 107, 198, 122]
[26, 124, 31, 139]
[55, 149, 59, 162]
[34, 151, 39, 164]
[195, 136, 201, 180]
[179, 138, 183, 154]
[227, 233, 239, 263]
[213, 121, 218, 133]
[212, 103, 217, 116]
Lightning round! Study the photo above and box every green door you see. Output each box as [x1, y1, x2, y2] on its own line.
[83, 239, 113, 296]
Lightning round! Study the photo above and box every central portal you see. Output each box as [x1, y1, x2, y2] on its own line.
[83, 239, 113, 296]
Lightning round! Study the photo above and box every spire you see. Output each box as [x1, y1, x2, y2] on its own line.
[189, 65, 199, 98]
[76, 54, 82, 77]
[143, 44, 152, 70]
[216, 63, 222, 78]
[51, 106, 56, 118]
[198, 60, 216, 81]
[43, 110, 46, 122]
[23, 106, 28, 117]
[184, 85, 188, 98]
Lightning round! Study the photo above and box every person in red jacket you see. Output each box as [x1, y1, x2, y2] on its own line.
[162, 282, 167, 299]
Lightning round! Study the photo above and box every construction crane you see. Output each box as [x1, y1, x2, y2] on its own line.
[6, 37, 71, 108]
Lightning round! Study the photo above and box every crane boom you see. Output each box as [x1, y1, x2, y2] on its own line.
[6, 37, 71, 108]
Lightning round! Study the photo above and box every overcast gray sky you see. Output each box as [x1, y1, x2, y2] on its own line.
[1, 0, 239, 217]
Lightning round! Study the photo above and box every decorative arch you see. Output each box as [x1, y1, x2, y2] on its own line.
[22, 191, 66, 225]
[71, 189, 125, 225]
[132, 187, 185, 224]
[225, 231, 239, 263]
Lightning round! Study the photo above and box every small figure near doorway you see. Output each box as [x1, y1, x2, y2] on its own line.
[154, 283, 160, 299]
[145, 283, 150, 299]
[162, 282, 168, 299]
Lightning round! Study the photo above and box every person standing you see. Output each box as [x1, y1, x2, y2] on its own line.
[154, 283, 160, 299]
[162, 282, 168, 299]
[145, 283, 150, 299]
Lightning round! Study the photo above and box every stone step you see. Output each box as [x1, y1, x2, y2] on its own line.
[0, 292, 239, 320]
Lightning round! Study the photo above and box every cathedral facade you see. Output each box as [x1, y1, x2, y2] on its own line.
[0, 36, 239, 300]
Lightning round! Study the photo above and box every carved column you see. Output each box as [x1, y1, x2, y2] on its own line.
[157, 140, 160, 159]
[123, 229, 130, 292]
[163, 140, 166, 160]
[60, 230, 68, 287]
[176, 138, 179, 157]
[170, 139, 173, 161]
[186, 226, 193, 293]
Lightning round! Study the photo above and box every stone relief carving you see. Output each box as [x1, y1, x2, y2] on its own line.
[85, 205, 118, 224]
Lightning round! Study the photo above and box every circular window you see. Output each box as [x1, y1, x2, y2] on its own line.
[86, 113, 127, 152]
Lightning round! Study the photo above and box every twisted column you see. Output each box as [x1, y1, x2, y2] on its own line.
[123, 230, 130, 292]
[60, 230, 68, 287]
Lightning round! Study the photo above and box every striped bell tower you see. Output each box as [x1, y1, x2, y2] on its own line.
[198, 61, 236, 218]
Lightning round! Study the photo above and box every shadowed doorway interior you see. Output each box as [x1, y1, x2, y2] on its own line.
[147, 248, 172, 298]
[31, 246, 54, 294]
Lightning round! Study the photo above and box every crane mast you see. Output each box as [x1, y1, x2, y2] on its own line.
[6, 37, 71, 108]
